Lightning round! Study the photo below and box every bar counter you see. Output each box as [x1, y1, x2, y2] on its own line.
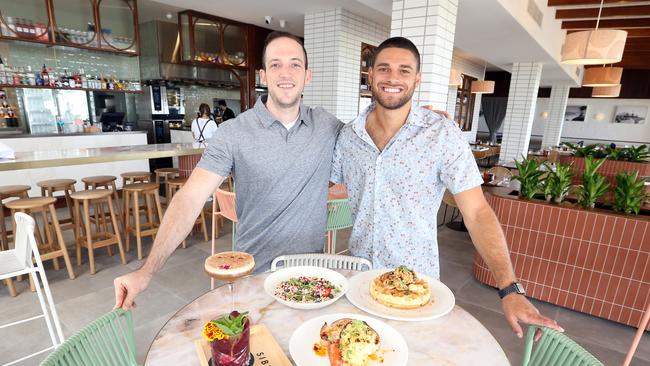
[0, 143, 205, 171]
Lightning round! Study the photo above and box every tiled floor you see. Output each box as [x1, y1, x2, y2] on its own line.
[1, 211, 648, 365]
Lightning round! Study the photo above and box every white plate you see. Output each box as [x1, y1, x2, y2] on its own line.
[289, 313, 408, 366]
[346, 268, 455, 321]
[264, 266, 348, 310]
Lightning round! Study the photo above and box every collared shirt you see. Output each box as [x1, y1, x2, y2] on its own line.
[197, 95, 342, 270]
[331, 102, 483, 279]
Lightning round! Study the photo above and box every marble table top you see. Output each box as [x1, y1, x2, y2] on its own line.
[0, 143, 205, 171]
[144, 270, 509, 366]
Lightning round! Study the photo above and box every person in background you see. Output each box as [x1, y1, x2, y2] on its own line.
[217, 99, 236, 122]
[191, 103, 218, 143]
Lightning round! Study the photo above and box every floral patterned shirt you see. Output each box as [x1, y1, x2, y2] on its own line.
[331, 102, 483, 279]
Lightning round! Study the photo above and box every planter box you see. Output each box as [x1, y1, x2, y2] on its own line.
[558, 155, 650, 207]
[473, 192, 650, 329]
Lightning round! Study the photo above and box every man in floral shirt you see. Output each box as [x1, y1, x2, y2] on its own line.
[331, 37, 563, 339]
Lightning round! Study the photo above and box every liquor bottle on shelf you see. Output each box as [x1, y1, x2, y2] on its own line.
[54, 70, 62, 87]
[48, 68, 56, 87]
[26, 20, 36, 38]
[107, 76, 114, 90]
[41, 64, 49, 85]
[80, 69, 88, 88]
[62, 69, 70, 87]
[100, 74, 107, 90]
[26, 66, 35, 85]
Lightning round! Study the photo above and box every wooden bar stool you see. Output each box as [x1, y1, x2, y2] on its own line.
[167, 177, 208, 248]
[5, 197, 75, 281]
[36, 179, 77, 232]
[1, 185, 30, 251]
[155, 168, 179, 206]
[120, 171, 151, 187]
[82, 175, 124, 230]
[71, 190, 126, 275]
[123, 183, 163, 260]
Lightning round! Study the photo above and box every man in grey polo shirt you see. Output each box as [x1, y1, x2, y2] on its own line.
[113, 32, 340, 310]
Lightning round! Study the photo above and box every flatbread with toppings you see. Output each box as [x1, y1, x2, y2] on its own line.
[369, 266, 431, 309]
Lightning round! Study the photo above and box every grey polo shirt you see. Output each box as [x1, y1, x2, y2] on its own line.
[197, 95, 342, 270]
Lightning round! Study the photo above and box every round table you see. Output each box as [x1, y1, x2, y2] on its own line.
[144, 270, 510, 366]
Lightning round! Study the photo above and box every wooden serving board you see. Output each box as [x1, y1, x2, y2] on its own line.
[195, 323, 292, 366]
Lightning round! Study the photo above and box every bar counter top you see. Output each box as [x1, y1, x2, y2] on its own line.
[0, 131, 147, 139]
[0, 143, 205, 171]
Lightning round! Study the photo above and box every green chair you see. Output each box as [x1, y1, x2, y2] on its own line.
[40, 309, 139, 366]
[522, 325, 603, 366]
[326, 199, 353, 254]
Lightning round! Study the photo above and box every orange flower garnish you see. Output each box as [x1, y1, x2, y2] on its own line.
[202, 321, 229, 341]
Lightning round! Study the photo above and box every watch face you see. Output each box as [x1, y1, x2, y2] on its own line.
[515, 283, 525, 294]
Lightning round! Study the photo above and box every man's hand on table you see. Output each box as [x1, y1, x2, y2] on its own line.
[113, 269, 153, 310]
[502, 294, 564, 340]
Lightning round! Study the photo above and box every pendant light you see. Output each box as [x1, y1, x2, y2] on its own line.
[582, 65, 623, 87]
[561, 0, 627, 65]
[449, 69, 462, 87]
[592, 84, 621, 98]
[471, 80, 495, 94]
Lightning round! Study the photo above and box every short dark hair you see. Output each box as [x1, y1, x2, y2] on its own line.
[217, 99, 227, 107]
[372, 37, 421, 72]
[261, 31, 308, 70]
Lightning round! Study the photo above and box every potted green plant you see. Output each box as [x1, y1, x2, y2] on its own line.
[512, 157, 545, 200]
[576, 156, 610, 209]
[544, 162, 574, 203]
[612, 171, 649, 215]
[625, 144, 649, 162]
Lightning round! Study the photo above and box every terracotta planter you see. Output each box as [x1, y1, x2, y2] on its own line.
[473, 192, 650, 329]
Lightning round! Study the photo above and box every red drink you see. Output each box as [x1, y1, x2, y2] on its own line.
[209, 311, 251, 366]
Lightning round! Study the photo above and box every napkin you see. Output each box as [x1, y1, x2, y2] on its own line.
[0, 142, 15, 160]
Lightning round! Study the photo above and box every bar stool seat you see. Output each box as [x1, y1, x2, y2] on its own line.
[123, 183, 163, 260]
[5, 197, 75, 284]
[71, 189, 126, 275]
[1, 185, 31, 251]
[81, 175, 123, 230]
[36, 179, 77, 234]
[120, 171, 151, 186]
[167, 177, 208, 248]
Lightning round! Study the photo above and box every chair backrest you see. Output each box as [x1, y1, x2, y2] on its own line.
[442, 190, 457, 208]
[271, 253, 372, 272]
[488, 166, 513, 181]
[522, 325, 603, 366]
[326, 199, 353, 231]
[13, 212, 37, 270]
[214, 188, 237, 222]
[41, 309, 139, 366]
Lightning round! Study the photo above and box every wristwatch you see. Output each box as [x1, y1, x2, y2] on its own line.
[498, 282, 526, 299]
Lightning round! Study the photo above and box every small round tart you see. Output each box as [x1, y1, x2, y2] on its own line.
[369, 275, 432, 309]
[205, 251, 255, 281]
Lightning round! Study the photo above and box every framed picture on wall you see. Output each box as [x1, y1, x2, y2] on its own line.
[613, 106, 647, 124]
[564, 105, 587, 122]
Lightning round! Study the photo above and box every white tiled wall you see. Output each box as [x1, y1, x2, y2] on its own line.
[499, 62, 543, 165]
[540, 85, 570, 148]
[303, 9, 389, 122]
[391, 0, 459, 110]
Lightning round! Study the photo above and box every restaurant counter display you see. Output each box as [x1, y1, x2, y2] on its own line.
[474, 191, 649, 330]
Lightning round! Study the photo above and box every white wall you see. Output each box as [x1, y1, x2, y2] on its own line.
[478, 97, 650, 146]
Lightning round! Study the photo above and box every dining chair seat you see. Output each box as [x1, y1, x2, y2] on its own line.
[271, 253, 372, 272]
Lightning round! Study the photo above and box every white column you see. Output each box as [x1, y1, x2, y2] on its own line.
[303, 9, 389, 122]
[541, 85, 571, 149]
[391, 0, 458, 110]
[499, 62, 544, 165]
